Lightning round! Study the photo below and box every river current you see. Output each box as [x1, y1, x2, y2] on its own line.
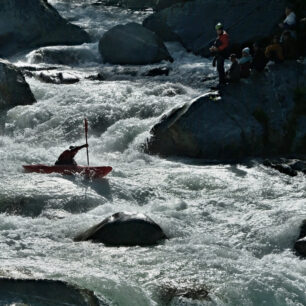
[0, 1, 306, 305]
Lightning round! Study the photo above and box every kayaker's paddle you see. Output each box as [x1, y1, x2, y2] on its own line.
[84, 118, 89, 166]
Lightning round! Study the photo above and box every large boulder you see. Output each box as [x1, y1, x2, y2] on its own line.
[0, 59, 36, 109]
[98, 23, 173, 65]
[143, 0, 286, 55]
[146, 61, 306, 160]
[75, 212, 167, 246]
[0, 0, 90, 57]
[0, 278, 101, 305]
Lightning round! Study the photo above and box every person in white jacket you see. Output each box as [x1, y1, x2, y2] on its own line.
[279, 6, 297, 40]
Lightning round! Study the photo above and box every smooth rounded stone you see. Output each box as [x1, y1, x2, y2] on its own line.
[98, 23, 173, 65]
[75, 212, 167, 246]
[0, 0, 90, 57]
[0, 278, 102, 306]
[0, 59, 36, 110]
[145, 62, 306, 160]
[294, 237, 306, 257]
[143, 0, 286, 55]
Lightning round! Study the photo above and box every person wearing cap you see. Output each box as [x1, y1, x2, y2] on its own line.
[55, 144, 88, 165]
[209, 22, 230, 87]
[239, 47, 252, 78]
[226, 54, 240, 83]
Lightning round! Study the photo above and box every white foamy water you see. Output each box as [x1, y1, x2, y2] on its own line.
[1, 1, 306, 305]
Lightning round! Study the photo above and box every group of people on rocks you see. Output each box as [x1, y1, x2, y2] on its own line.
[209, 6, 302, 89]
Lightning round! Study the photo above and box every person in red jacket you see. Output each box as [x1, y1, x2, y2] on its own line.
[209, 23, 230, 88]
[55, 144, 88, 166]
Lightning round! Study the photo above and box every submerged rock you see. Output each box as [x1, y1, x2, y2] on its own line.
[263, 160, 298, 177]
[295, 238, 306, 257]
[146, 62, 306, 160]
[0, 278, 101, 306]
[143, 66, 170, 76]
[36, 71, 80, 84]
[0, 0, 90, 57]
[143, 0, 286, 55]
[99, 23, 173, 65]
[0, 59, 36, 109]
[75, 212, 167, 246]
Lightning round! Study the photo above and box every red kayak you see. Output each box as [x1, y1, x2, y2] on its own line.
[23, 165, 112, 179]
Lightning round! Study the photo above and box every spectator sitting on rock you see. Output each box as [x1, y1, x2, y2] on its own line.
[239, 47, 252, 78]
[251, 42, 267, 72]
[226, 54, 240, 83]
[265, 36, 284, 63]
[282, 30, 299, 60]
[279, 5, 297, 40]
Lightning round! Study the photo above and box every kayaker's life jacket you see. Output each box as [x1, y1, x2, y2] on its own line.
[214, 31, 230, 57]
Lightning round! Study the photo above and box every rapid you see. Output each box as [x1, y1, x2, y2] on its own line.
[0, 0, 306, 305]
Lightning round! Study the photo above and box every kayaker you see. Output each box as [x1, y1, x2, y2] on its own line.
[55, 144, 88, 166]
[209, 22, 230, 89]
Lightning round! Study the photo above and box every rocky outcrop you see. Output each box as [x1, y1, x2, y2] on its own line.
[146, 61, 306, 160]
[294, 220, 306, 257]
[143, 0, 286, 55]
[0, 59, 36, 109]
[99, 23, 173, 65]
[0, 278, 101, 305]
[75, 212, 167, 246]
[264, 159, 306, 176]
[0, 0, 90, 57]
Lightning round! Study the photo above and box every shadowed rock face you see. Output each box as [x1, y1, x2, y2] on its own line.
[146, 62, 306, 161]
[0, 0, 90, 57]
[99, 23, 173, 65]
[0, 59, 36, 110]
[0, 278, 102, 306]
[143, 0, 286, 55]
[75, 212, 167, 246]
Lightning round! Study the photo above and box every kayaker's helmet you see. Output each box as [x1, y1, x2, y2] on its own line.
[215, 23, 223, 30]
[242, 47, 250, 55]
[69, 146, 76, 150]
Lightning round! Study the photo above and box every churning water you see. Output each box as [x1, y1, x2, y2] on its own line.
[0, 1, 306, 305]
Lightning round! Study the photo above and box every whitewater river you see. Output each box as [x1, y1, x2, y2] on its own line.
[0, 1, 306, 305]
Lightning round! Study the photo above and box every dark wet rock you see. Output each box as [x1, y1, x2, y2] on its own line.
[292, 116, 306, 154]
[263, 160, 298, 177]
[290, 160, 306, 173]
[86, 73, 106, 81]
[75, 212, 167, 246]
[0, 59, 36, 110]
[143, 66, 170, 76]
[35, 71, 80, 84]
[298, 220, 306, 239]
[99, 23, 173, 65]
[0, 0, 90, 57]
[143, 0, 286, 55]
[146, 62, 306, 160]
[0, 278, 101, 306]
[95, 0, 157, 9]
[295, 238, 306, 257]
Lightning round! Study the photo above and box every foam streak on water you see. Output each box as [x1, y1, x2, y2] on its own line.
[1, 1, 306, 305]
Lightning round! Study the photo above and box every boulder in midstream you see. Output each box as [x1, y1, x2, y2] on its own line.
[75, 212, 167, 246]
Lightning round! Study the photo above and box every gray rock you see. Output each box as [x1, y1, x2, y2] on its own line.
[99, 23, 173, 65]
[95, 0, 157, 10]
[0, 278, 102, 306]
[75, 212, 167, 246]
[143, 0, 286, 55]
[0, 0, 90, 57]
[0, 59, 36, 109]
[146, 62, 306, 160]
